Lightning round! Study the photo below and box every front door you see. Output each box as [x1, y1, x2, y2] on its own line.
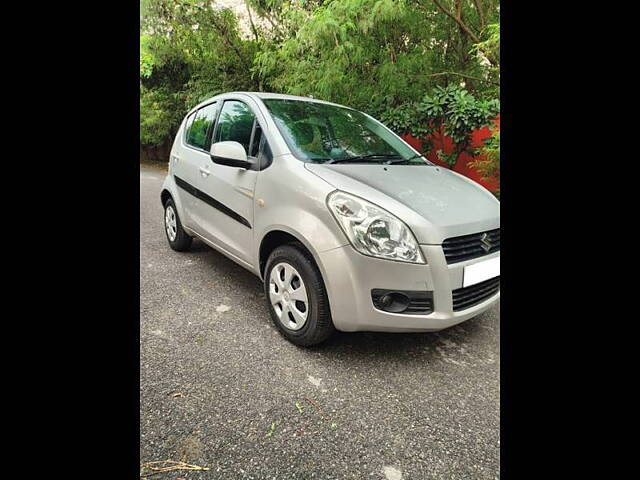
[193, 99, 262, 266]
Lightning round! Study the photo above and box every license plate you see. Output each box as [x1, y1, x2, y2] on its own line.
[463, 255, 500, 287]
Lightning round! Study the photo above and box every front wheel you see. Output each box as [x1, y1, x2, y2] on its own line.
[264, 244, 335, 346]
[164, 198, 192, 252]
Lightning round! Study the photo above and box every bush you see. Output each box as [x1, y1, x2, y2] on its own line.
[380, 85, 499, 168]
[471, 128, 500, 197]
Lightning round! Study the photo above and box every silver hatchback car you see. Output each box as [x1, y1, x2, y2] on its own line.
[161, 92, 500, 346]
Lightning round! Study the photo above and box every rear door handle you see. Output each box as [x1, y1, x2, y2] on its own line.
[199, 166, 210, 177]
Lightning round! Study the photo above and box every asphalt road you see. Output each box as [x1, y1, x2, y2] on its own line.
[140, 165, 500, 479]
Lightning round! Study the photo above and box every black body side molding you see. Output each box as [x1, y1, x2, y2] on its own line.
[174, 175, 252, 229]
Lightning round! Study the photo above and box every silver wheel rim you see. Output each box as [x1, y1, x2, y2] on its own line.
[165, 205, 177, 241]
[269, 262, 309, 331]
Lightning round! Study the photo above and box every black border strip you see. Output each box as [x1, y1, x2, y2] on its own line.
[174, 175, 252, 229]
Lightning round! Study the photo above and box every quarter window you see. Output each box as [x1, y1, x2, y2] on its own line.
[186, 102, 218, 150]
[250, 121, 263, 157]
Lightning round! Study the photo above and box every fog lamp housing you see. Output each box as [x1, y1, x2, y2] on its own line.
[371, 289, 434, 315]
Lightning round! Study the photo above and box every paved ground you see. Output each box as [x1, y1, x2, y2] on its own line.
[140, 165, 500, 479]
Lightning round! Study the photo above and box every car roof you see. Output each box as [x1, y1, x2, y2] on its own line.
[190, 91, 349, 114]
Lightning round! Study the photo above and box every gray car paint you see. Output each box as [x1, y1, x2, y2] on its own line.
[162, 91, 500, 333]
[305, 163, 500, 244]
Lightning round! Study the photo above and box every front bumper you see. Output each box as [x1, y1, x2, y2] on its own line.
[318, 244, 499, 332]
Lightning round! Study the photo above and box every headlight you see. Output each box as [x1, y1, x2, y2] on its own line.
[327, 191, 425, 264]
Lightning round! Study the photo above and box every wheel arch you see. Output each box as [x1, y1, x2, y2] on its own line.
[257, 227, 326, 281]
[159, 175, 190, 230]
[160, 188, 172, 207]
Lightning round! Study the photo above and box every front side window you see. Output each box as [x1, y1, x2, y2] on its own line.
[214, 100, 256, 154]
[263, 99, 428, 165]
[186, 102, 218, 150]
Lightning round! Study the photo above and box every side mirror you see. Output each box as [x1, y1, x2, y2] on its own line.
[210, 141, 252, 169]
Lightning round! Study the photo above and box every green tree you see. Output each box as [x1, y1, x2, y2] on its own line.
[472, 128, 500, 196]
[140, 0, 500, 165]
[140, 0, 260, 154]
[381, 85, 499, 168]
[253, 0, 499, 115]
[470, 21, 500, 98]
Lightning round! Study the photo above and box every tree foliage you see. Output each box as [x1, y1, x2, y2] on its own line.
[140, 0, 260, 146]
[254, 0, 498, 116]
[381, 85, 499, 168]
[141, 0, 500, 173]
[472, 128, 500, 196]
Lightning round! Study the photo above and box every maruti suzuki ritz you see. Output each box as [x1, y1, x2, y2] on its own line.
[161, 92, 500, 346]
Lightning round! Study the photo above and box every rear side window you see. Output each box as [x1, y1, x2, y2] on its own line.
[185, 103, 218, 150]
[183, 112, 195, 140]
[214, 100, 255, 153]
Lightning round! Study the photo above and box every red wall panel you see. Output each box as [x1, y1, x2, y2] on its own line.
[401, 116, 500, 192]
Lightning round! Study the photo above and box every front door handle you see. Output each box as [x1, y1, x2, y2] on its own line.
[199, 166, 210, 177]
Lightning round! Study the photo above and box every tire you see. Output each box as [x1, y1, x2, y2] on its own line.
[264, 243, 335, 346]
[163, 198, 192, 252]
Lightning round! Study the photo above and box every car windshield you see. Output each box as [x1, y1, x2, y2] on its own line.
[262, 99, 430, 165]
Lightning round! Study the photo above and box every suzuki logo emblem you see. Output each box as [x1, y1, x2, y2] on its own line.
[480, 233, 492, 253]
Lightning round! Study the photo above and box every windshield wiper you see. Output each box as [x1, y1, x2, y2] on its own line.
[386, 154, 430, 165]
[326, 154, 402, 164]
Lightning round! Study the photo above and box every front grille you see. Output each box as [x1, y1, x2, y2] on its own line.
[442, 228, 500, 264]
[404, 297, 434, 314]
[452, 276, 500, 311]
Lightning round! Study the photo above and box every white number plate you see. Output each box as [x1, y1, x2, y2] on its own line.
[463, 255, 500, 287]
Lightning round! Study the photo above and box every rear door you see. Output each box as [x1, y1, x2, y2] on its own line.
[192, 99, 264, 266]
[170, 112, 197, 226]
[173, 102, 219, 230]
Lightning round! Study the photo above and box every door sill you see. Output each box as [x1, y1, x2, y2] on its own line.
[184, 227, 258, 276]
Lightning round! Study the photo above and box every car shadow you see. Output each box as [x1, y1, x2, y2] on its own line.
[308, 310, 496, 364]
[188, 238, 497, 359]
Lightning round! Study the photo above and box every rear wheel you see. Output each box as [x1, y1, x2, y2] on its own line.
[264, 243, 335, 346]
[164, 198, 192, 252]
